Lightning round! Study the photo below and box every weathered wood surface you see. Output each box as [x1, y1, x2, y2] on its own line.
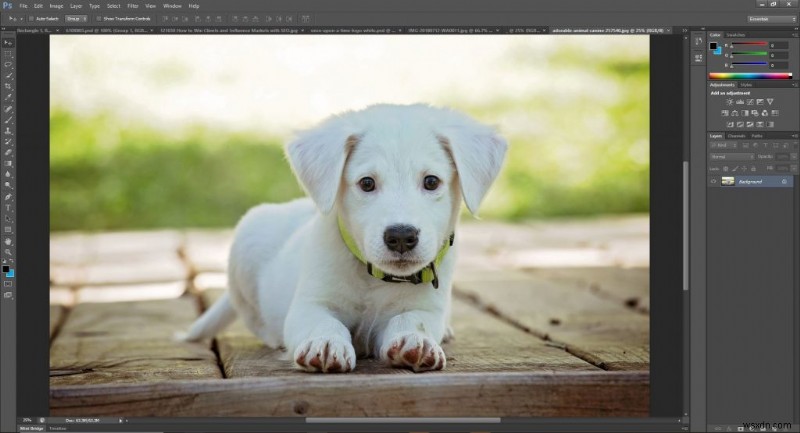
[526, 267, 650, 313]
[49, 217, 650, 416]
[50, 254, 188, 287]
[50, 371, 649, 417]
[455, 216, 649, 270]
[50, 305, 64, 340]
[182, 230, 232, 274]
[50, 287, 75, 306]
[50, 231, 184, 265]
[50, 230, 187, 287]
[201, 289, 600, 378]
[454, 274, 649, 371]
[74, 281, 187, 304]
[50, 297, 222, 386]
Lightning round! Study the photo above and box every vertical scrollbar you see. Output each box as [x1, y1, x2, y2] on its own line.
[683, 161, 689, 292]
[682, 160, 691, 422]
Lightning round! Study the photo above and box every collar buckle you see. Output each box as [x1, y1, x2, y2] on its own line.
[382, 273, 423, 284]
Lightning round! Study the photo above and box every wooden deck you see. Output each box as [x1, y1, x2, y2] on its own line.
[49, 216, 650, 417]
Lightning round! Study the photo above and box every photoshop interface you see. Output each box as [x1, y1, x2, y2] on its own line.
[0, 0, 798, 432]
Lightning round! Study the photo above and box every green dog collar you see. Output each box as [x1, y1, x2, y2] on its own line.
[337, 217, 453, 289]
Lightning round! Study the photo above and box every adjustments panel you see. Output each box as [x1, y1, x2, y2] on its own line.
[703, 29, 799, 188]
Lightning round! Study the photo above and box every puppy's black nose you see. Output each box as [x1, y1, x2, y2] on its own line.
[384, 225, 419, 253]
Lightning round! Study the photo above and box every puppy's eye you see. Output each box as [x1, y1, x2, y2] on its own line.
[358, 177, 376, 192]
[423, 175, 440, 191]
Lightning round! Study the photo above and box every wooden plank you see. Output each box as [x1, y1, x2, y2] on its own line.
[75, 281, 187, 304]
[457, 217, 649, 269]
[444, 297, 601, 373]
[526, 267, 650, 313]
[50, 305, 64, 340]
[50, 233, 89, 265]
[182, 230, 232, 274]
[88, 230, 183, 260]
[50, 287, 75, 306]
[50, 296, 222, 386]
[50, 230, 183, 265]
[50, 371, 649, 417]
[201, 289, 400, 377]
[51, 254, 188, 287]
[454, 273, 649, 371]
[51, 296, 204, 346]
[193, 272, 226, 292]
[200, 289, 599, 378]
[459, 216, 649, 251]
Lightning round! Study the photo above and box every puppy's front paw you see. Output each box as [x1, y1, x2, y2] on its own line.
[293, 337, 356, 373]
[380, 333, 446, 372]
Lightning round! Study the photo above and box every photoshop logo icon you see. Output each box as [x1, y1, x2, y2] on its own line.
[1, 2, 12, 10]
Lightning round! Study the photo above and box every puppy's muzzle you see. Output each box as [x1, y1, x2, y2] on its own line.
[383, 225, 419, 253]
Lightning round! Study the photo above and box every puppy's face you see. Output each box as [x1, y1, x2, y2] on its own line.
[287, 104, 507, 278]
[339, 130, 459, 276]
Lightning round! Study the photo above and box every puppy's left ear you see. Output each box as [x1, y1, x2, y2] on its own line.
[438, 117, 508, 216]
[286, 117, 361, 214]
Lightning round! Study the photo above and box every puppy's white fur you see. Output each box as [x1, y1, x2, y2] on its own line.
[184, 104, 506, 373]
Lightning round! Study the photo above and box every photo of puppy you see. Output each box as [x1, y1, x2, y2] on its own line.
[184, 104, 507, 373]
[49, 35, 650, 417]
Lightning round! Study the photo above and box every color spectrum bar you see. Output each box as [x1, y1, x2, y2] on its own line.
[731, 41, 768, 46]
[708, 72, 792, 80]
[731, 51, 767, 56]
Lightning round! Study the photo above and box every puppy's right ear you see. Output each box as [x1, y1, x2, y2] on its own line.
[286, 117, 361, 214]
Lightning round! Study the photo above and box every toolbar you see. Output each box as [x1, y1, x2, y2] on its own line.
[0, 31, 14, 301]
[2, 12, 315, 26]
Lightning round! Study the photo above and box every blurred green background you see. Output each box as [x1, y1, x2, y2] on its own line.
[50, 36, 649, 231]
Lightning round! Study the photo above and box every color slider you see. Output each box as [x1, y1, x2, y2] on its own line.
[708, 72, 793, 80]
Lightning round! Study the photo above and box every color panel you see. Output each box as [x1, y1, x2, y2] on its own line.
[708, 72, 793, 80]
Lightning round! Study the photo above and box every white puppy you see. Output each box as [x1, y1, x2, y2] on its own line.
[184, 104, 506, 373]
